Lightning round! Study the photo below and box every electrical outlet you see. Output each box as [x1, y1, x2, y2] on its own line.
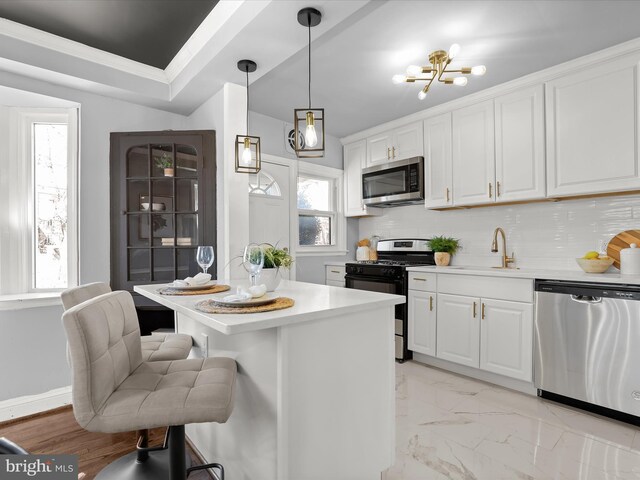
[200, 333, 209, 358]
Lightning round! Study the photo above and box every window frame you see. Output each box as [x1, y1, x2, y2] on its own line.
[295, 162, 346, 256]
[0, 107, 79, 297]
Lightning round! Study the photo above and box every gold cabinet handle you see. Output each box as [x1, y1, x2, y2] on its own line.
[429, 296, 433, 311]
[488, 182, 493, 198]
[481, 302, 486, 320]
[387, 147, 391, 160]
[497, 181, 501, 197]
[392, 146, 396, 159]
[413, 277, 426, 281]
[330, 270, 341, 274]
[473, 301, 477, 318]
[445, 187, 450, 203]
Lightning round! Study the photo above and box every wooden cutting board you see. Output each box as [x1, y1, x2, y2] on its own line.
[607, 230, 640, 269]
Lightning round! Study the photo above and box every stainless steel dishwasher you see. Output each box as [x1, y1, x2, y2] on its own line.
[535, 280, 640, 421]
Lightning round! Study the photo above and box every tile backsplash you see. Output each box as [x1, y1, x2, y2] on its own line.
[358, 194, 640, 270]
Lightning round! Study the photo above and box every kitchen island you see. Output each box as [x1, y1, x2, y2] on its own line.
[135, 280, 405, 480]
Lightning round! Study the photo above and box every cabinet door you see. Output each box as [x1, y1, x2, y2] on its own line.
[452, 100, 496, 205]
[424, 113, 453, 208]
[495, 85, 546, 202]
[408, 290, 436, 356]
[436, 294, 480, 367]
[393, 122, 424, 160]
[546, 56, 640, 196]
[343, 141, 381, 218]
[480, 299, 533, 381]
[366, 132, 393, 166]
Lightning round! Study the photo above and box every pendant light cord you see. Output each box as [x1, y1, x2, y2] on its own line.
[246, 68, 249, 137]
[308, 14, 312, 110]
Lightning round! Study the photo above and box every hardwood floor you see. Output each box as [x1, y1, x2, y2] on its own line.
[0, 406, 213, 480]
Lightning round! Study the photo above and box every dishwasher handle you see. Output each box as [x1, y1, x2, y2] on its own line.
[570, 295, 602, 304]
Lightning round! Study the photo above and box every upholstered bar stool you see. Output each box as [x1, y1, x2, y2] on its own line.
[62, 291, 236, 480]
[61, 283, 193, 362]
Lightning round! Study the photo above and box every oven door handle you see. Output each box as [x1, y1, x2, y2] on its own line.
[345, 273, 402, 283]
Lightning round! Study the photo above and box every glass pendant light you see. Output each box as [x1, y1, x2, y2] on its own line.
[294, 7, 325, 158]
[235, 59, 261, 174]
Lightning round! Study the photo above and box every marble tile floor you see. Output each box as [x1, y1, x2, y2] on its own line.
[384, 361, 640, 480]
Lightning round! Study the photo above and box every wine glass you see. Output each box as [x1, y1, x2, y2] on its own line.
[196, 246, 214, 274]
[243, 243, 264, 286]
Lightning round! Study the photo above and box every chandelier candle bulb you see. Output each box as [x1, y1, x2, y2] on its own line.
[448, 43, 461, 59]
[406, 65, 422, 76]
[471, 65, 487, 75]
[453, 76, 468, 86]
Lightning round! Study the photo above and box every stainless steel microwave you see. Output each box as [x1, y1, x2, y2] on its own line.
[362, 157, 424, 207]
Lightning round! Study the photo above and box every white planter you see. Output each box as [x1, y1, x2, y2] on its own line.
[259, 268, 281, 292]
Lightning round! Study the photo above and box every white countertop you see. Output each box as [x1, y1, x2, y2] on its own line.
[406, 265, 640, 285]
[134, 279, 405, 335]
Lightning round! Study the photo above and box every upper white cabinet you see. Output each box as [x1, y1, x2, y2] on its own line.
[495, 85, 546, 202]
[424, 113, 453, 208]
[546, 55, 640, 196]
[343, 140, 382, 217]
[366, 122, 423, 166]
[452, 100, 496, 205]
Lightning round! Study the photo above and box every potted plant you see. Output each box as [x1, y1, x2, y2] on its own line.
[259, 244, 294, 291]
[428, 236, 461, 266]
[155, 152, 174, 177]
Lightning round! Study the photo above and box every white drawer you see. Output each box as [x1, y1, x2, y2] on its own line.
[327, 280, 345, 288]
[408, 272, 437, 292]
[437, 274, 533, 303]
[326, 266, 346, 283]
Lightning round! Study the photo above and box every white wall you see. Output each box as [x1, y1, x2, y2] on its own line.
[248, 111, 357, 283]
[359, 195, 640, 270]
[0, 71, 188, 402]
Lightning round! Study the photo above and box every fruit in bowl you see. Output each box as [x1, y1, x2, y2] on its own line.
[576, 251, 615, 273]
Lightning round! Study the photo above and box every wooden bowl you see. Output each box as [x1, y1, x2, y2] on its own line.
[576, 257, 614, 273]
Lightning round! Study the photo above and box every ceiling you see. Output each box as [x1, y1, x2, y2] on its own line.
[1, 1, 640, 139]
[0, 0, 217, 69]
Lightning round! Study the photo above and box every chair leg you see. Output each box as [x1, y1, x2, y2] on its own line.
[168, 425, 186, 480]
[187, 462, 224, 480]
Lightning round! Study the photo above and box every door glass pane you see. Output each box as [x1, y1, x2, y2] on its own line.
[150, 214, 175, 246]
[127, 145, 148, 177]
[297, 176, 331, 210]
[299, 215, 331, 246]
[128, 214, 149, 247]
[176, 179, 198, 212]
[177, 248, 198, 279]
[128, 249, 150, 281]
[33, 123, 68, 289]
[151, 179, 173, 211]
[153, 249, 174, 281]
[151, 144, 173, 177]
[128, 180, 149, 212]
[176, 144, 198, 177]
[176, 214, 198, 246]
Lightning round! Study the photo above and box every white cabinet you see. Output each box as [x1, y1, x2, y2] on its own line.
[366, 122, 423, 166]
[408, 290, 436, 356]
[343, 140, 381, 217]
[495, 85, 546, 202]
[480, 299, 533, 382]
[436, 293, 480, 368]
[452, 100, 496, 205]
[546, 55, 640, 196]
[424, 113, 453, 208]
[325, 265, 346, 287]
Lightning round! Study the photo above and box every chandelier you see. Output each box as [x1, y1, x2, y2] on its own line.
[392, 44, 486, 100]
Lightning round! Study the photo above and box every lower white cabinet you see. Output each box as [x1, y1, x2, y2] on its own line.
[480, 298, 533, 381]
[436, 294, 480, 368]
[325, 265, 346, 287]
[408, 290, 437, 356]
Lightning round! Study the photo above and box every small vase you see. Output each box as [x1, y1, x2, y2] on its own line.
[259, 268, 281, 292]
[164, 168, 174, 177]
[434, 252, 451, 266]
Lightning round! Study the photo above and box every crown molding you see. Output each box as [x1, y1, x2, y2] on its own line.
[340, 36, 640, 145]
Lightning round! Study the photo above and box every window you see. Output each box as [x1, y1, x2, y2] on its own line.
[0, 108, 78, 297]
[296, 162, 346, 255]
[248, 171, 282, 197]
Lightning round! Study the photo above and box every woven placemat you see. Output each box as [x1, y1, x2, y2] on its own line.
[157, 284, 231, 296]
[195, 297, 295, 314]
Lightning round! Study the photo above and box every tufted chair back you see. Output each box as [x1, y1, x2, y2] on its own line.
[62, 291, 143, 428]
[61, 282, 111, 310]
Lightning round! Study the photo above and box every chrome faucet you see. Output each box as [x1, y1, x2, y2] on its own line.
[491, 227, 515, 268]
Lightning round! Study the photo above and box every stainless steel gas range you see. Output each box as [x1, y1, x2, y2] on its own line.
[345, 239, 434, 362]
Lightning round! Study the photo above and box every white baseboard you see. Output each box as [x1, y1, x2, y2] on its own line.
[0, 386, 72, 422]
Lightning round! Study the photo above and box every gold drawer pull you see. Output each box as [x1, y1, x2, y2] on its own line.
[429, 296, 433, 311]
[392, 146, 396, 159]
[445, 187, 450, 203]
[413, 278, 426, 281]
[488, 182, 493, 198]
[481, 302, 486, 320]
[497, 181, 501, 197]
[473, 301, 477, 318]
[330, 270, 341, 274]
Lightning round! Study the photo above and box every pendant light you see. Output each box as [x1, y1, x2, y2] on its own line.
[235, 59, 261, 173]
[294, 7, 325, 158]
